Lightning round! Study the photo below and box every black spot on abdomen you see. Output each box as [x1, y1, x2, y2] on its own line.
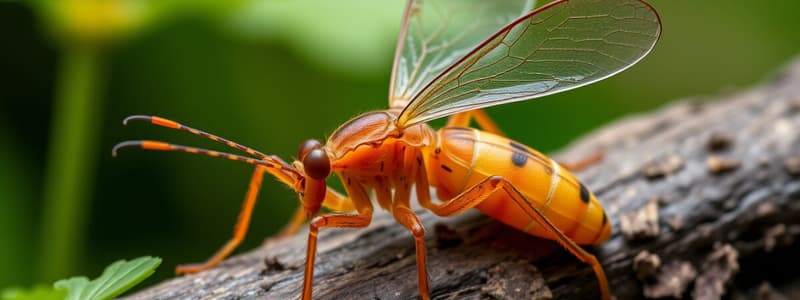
[509, 141, 530, 167]
[579, 182, 591, 203]
[511, 152, 527, 167]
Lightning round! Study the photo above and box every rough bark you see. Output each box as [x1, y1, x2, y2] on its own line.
[124, 58, 800, 300]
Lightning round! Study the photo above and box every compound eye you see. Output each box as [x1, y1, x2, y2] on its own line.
[298, 139, 323, 160]
[303, 148, 330, 180]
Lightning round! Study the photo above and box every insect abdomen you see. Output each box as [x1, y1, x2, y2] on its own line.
[428, 127, 611, 245]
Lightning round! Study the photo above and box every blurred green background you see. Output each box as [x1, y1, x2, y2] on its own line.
[1, 0, 798, 290]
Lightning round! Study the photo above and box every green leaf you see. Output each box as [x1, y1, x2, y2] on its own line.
[229, 0, 405, 75]
[1, 286, 65, 300]
[53, 256, 161, 300]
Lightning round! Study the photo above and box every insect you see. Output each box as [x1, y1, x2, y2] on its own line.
[114, 0, 660, 299]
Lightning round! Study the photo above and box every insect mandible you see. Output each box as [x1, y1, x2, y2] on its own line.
[114, 0, 661, 299]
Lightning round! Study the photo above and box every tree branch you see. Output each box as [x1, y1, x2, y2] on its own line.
[123, 58, 800, 300]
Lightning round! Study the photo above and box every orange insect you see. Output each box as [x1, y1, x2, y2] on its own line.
[114, 0, 661, 299]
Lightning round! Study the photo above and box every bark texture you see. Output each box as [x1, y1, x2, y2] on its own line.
[124, 58, 800, 300]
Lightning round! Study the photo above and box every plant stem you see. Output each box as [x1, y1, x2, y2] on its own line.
[37, 45, 105, 282]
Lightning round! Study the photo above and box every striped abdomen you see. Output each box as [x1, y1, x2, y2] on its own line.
[426, 127, 611, 245]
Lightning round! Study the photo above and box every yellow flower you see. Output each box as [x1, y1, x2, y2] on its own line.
[47, 0, 148, 45]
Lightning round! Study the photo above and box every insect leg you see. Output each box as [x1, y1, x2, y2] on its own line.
[391, 148, 430, 299]
[303, 181, 373, 300]
[558, 149, 604, 172]
[445, 110, 503, 135]
[275, 206, 307, 238]
[319, 188, 355, 211]
[175, 165, 268, 274]
[445, 111, 471, 127]
[420, 175, 610, 300]
[264, 188, 357, 246]
[469, 109, 503, 135]
[392, 205, 430, 300]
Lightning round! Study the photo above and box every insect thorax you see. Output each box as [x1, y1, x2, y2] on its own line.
[326, 110, 435, 162]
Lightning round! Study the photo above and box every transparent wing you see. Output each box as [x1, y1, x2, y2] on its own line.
[388, 0, 536, 108]
[395, 0, 661, 127]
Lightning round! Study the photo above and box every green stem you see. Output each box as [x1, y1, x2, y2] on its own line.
[37, 45, 105, 282]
